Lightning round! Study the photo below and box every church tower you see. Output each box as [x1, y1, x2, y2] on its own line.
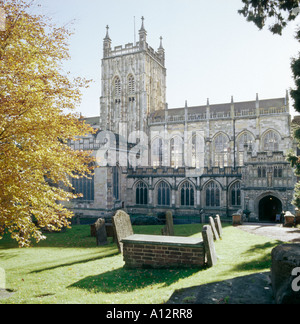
[100, 17, 167, 136]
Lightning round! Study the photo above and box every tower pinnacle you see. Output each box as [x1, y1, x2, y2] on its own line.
[103, 25, 112, 58]
[157, 36, 165, 65]
[139, 16, 147, 48]
[140, 16, 146, 31]
[104, 25, 111, 41]
[159, 36, 164, 49]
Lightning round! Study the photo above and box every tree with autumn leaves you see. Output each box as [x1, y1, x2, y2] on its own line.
[0, 0, 95, 247]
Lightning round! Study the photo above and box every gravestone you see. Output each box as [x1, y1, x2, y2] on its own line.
[112, 210, 134, 253]
[209, 216, 220, 241]
[232, 213, 242, 226]
[95, 218, 108, 246]
[73, 213, 82, 225]
[105, 223, 116, 242]
[214, 215, 223, 239]
[90, 223, 96, 237]
[161, 211, 174, 236]
[284, 211, 295, 228]
[202, 225, 217, 267]
[271, 244, 300, 304]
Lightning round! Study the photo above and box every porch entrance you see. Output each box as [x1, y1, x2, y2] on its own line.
[259, 195, 282, 222]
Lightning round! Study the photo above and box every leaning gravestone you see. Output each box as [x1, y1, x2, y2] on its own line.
[214, 215, 223, 239]
[209, 216, 220, 241]
[95, 218, 108, 246]
[112, 210, 134, 253]
[202, 225, 217, 267]
[161, 211, 174, 236]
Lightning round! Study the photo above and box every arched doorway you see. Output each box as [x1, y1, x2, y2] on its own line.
[259, 195, 282, 222]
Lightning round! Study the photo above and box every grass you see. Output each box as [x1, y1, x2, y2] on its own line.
[0, 223, 284, 304]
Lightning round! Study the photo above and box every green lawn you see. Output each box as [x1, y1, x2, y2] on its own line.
[0, 223, 283, 304]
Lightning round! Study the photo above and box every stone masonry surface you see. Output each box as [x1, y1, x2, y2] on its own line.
[121, 234, 204, 269]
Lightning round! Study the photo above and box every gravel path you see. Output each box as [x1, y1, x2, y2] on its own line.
[236, 223, 300, 243]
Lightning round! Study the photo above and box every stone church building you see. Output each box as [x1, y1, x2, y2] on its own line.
[69, 18, 297, 222]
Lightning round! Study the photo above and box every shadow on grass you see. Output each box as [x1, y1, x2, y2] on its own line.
[166, 272, 274, 304]
[69, 267, 203, 294]
[31, 247, 119, 274]
[0, 251, 19, 261]
[230, 241, 282, 272]
[0, 226, 109, 249]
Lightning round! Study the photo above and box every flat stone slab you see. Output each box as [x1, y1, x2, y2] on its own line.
[121, 234, 203, 248]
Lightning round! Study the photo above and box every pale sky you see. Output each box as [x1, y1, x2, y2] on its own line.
[35, 0, 299, 117]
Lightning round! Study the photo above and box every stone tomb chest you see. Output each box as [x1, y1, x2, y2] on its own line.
[121, 234, 205, 269]
[113, 210, 217, 269]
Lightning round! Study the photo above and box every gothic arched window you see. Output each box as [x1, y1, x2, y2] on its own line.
[112, 166, 120, 200]
[258, 166, 267, 178]
[230, 182, 241, 206]
[170, 136, 183, 168]
[114, 77, 121, 97]
[191, 135, 198, 168]
[213, 134, 229, 167]
[128, 75, 135, 95]
[180, 182, 195, 207]
[72, 175, 95, 202]
[274, 165, 283, 178]
[189, 134, 204, 168]
[237, 132, 255, 166]
[263, 130, 280, 152]
[157, 181, 171, 206]
[152, 138, 163, 167]
[136, 182, 148, 205]
[205, 181, 220, 207]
